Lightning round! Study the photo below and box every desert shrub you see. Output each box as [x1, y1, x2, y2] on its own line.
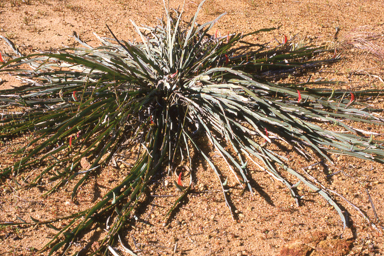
[1, 0, 384, 254]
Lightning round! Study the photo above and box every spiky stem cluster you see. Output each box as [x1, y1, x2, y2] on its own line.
[1, 0, 384, 254]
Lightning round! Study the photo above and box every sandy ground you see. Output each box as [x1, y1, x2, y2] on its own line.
[1, 0, 384, 255]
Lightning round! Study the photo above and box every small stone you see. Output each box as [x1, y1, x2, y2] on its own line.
[81, 157, 91, 170]
[279, 240, 311, 256]
[315, 239, 353, 256]
[342, 228, 354, 240]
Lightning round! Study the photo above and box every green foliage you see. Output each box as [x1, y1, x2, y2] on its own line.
[1, 0, 384, 254]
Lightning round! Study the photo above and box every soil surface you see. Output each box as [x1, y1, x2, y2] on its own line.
[1, 0, 384, 255]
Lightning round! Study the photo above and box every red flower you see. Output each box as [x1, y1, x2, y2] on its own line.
[297, 90, 302, 103]
[350, 93, 355, 103]
[0, 52, 4, 63]
[170, 70, 178, 78]
[332, 48, 337, 59]
[225, 54, 229, 65]
[72, 91, 78, 101]
[215, 30, 218, 39]
[346, 93, 355, 107]
[69, 135, 73, 147]
[263, 127, 269, 144]
[177, 172, 183, 186]
[283, 35, 288, 44]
